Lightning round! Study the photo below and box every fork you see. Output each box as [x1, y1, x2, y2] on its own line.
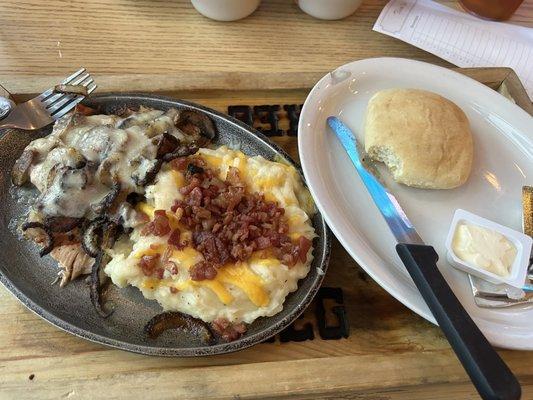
[0, 68, 97, 130]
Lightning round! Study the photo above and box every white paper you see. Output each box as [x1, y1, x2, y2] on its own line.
[374, 0, 533, 99]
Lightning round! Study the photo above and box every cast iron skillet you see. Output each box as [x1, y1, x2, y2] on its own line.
[0, 93, 331, 356]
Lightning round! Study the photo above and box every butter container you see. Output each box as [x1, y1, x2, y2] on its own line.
[445, 209, 532, 288]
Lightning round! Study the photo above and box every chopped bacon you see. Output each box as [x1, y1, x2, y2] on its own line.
[226, 167, 243, 187]
[297, 236, 312, 263]
[170, 159, 312, 280]
[154, 268, 165, 279]
[190, 261, 218, 281]
[167, 228, 183, 248]
[140, 254, 160, 276]
[211, 318, 247, 342]
[255, 236, 271, 250]
[141, 209, 171, 236]
[179, 177, 201, 196]
[169, 157, 190, 171]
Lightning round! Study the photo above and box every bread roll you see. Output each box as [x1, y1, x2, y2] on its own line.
[364, 89, 473, 189]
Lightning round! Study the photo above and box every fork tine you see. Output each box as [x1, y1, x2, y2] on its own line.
[61, 68, 87, 85]
[50, 96, 86, 120]
[42, 73, 92, 107]
[38, 68, 86, 101]
[87, 83, 97, 94]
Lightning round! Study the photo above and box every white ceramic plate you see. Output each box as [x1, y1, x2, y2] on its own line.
[298, 57, 533, 350]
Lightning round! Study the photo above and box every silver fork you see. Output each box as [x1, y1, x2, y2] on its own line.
[0, 68, 97, 130]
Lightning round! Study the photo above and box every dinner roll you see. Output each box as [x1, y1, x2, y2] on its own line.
[364, 89, 473, 189]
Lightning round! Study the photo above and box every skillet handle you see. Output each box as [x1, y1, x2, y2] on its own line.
[396, 243, 521, 400]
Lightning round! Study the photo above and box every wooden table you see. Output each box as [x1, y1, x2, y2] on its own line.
[1, 1, 532, 399]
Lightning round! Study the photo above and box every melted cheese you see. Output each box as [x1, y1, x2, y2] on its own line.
[216, 263, 269, 307]
[137, 202, 155, 219]
[194, 280, 234, 305]
[170, 170, 185, 187]
[201, 154, 223, 169]
[142, 278, 159, 290]
[253, 258, 280, 267]
[133, 244, 162, 259]
[256, 175, 283, 190]
[171, 247, 203, 269]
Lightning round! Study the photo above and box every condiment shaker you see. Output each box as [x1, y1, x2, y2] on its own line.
[191, 0, 261, 21]
[297, 0, 363, 20]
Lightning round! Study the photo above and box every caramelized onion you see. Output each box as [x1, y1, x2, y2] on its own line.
[21, 221, 54, 257]
[144, 311, 214, 343]
[90, 251, 112, 318]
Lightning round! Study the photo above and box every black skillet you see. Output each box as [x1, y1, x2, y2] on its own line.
[0, 93, 331, 356]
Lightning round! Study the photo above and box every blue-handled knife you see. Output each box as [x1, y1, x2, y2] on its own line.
[327, 116, 520, 400]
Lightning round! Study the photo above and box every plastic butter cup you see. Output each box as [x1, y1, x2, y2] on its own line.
[445, 209, 532, 288]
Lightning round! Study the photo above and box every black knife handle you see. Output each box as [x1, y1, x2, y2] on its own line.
[396, 243, 521, 400]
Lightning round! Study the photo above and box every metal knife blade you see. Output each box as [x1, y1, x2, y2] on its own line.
[327, 116, 424, 246]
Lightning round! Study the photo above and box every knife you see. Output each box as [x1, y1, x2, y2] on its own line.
[327, 116, 521, 400]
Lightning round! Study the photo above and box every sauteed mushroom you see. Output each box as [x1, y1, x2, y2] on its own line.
[44, 216, 83, 233]
[21, 221, 54, 257]
[90, 251, 112, 318]
[92, 182, 121, 215]
[11, 150, 35, 186]
[132, 159, 163, 187]
[81, 217, 106, 258]
[54, 84, 88, 96]
[161, 145, 199, 162]
[154, 132, 179, 158]
[144, 311, 214, 344]
[175, 110, 216, 142]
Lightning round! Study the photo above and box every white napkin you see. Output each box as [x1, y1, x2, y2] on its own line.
[374, 0, 533, 99]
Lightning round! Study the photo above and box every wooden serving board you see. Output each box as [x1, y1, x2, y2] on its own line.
[0, 67, 532, 400]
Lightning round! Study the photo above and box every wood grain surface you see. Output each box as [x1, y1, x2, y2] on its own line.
[0, 0, 531, 94]
[0, 1, 532, 398]
[1, 67, 533, 399]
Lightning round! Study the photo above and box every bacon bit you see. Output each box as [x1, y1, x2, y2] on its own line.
[138, 212, 150, 223]
[179, 177, 201, 195]
[141, 209, 171, 236]
[226, 167, 243, 187]
[297, 236, 312, 263]
[167, 228, 183, 248]
[211, 318, 247, 342]
[154, 268, 165, 279]
[255, 236, 271, 250]
[169, 287, 179, 294]
[188, 187, 203, 206]
[169, 157, 190, 171]
[140, 254, 160, 276]
[190, 261, 218, 281]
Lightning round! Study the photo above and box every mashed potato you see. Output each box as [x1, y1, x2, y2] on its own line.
[105, 146, 316, 324]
